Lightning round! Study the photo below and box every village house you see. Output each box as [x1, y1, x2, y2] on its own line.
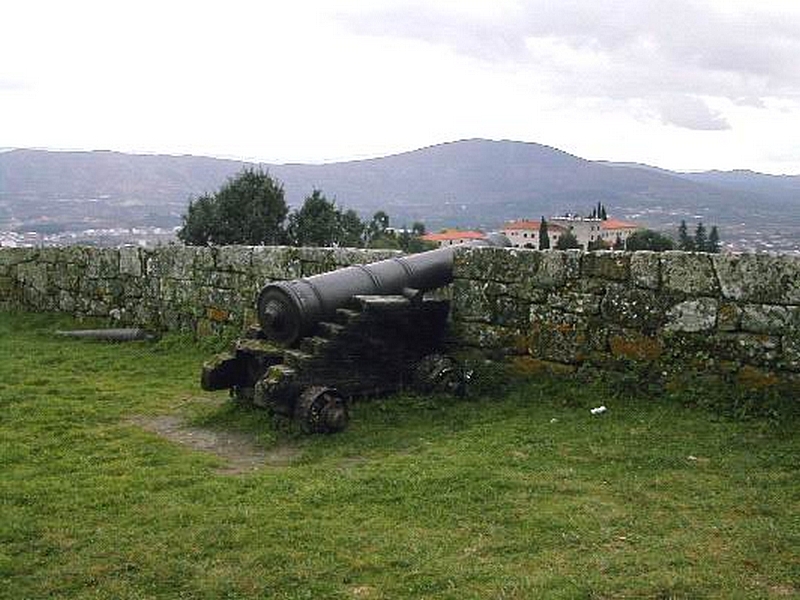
[420, 229, 487, 248]
[503, 216, 640, 249]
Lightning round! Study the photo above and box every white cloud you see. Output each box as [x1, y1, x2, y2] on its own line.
[0, 0, 798, 173]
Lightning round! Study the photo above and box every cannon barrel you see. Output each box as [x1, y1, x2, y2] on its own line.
[256, 233, 510, 345]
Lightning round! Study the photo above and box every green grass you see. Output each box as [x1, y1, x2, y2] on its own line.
[1, 311, 798, 599]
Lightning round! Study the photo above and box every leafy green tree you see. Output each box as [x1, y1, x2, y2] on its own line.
[555, 229, 581, 250]
[286, 190, 366, 248]
[613, 234, 624, 250]
[708, 226, 721, 253]
[411, 221, 426, 236]
[600, 204, 608, 220]
[367, 211, 390, 243]
[286, 190, 340, 247]
[177, 168, 288, 245]
[338, 209, 366, 248]
[678, 220, 694, 251]
[178, 193, 217, 246]
[539, 217, 550, 250]
[695, 222, 708, 252]
[625, 229, 675, 252]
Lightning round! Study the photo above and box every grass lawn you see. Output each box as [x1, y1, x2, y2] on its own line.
[1, 311, 798, 599]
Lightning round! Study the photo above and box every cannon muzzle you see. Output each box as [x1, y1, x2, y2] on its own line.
[256, 233, 509, 345]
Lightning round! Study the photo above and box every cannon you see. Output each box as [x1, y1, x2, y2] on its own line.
[201, 234, 509, 433]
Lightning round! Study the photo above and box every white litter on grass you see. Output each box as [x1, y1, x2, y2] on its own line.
[590, 405, 607, 415]
[550, 418, 558, 423]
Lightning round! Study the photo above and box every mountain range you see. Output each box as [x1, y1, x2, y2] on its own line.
[1, 139, 798, 251]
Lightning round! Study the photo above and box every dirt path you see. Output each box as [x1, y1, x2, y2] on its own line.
[131, 415, 302, 474]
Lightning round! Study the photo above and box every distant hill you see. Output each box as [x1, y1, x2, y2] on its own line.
[1, 140, 798, 251]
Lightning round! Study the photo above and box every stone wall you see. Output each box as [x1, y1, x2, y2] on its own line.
[453, 248, 800, 389]
[0, 246, 398, 335]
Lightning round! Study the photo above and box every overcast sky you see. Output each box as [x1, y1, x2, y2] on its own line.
[2, 0, 799, 173]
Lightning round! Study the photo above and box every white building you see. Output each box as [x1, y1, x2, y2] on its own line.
[503, 216, 641, 250]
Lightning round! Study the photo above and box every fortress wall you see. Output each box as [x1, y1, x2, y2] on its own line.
[0, 246, 399, 335]
[453, 247, 800, 389]
[2, 244, 799, 389]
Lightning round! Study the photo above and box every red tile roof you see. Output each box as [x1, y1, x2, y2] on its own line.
[421, 229, 486, 242]
[601, 218, 639, 230]
[503, 220, 567, 232]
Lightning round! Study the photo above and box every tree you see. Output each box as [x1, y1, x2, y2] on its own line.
[678, 220, 694, 251]
[555, 229, 581, 250]
[286, 190, 366, 247]
[338, 209, 366, 248]
[708, 226, 721, 253]
[411, 221, 426, 236]
[367, 211, 390, 243]
[694, 222, 708, 252]
[600, 203, 608, 220]
[624, 229, 675, 252]
[613, 234, 625, 250]
[178, 193, 217, 246]
[177, 168, 287, 245]
[286, 190, 340, 247]
[587, 238, 610, 251]
[538, 216, 550, 250]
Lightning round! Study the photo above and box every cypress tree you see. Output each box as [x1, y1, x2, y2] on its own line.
[708, 226, 720, 253]
[678, 220, 693, 251]
[539, 216, 550, 250]
[695, 222, 708, 252]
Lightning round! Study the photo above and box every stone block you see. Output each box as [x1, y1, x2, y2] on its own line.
[454, 247, 540, 283]
[713, 253, 800, 304]
[251, 246, 302, 281]
[85, 249, 120, 279]
[548, 291, 602, 315]
[119, 246, 143, 277]
[581, 251, 630, 281]
[146, 246, 195, 280]
[601, 285, 668, 332]
[630, 251, 660, 289]
[661, 252, 719, 296]
[608, 330, 663, 362]
[0, 248, 37, 267]
[528, 306, 605, 363]
[215, 246, 253, 273]
[453, 321, 527, 353]
[741, 304, 789, 334]
[664, 298, 718, 333]
[717, 301, 742, 332]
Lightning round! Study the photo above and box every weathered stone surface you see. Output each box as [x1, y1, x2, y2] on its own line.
[665, 298, 718, 333]
[86, 249, 120, 279]
[529, 306, 606, 363]
[146, 246, 193, 280]
[215, 246, 253, 273]
[454, 247, 540, 283]
[581, 251, 630, 281]
[713, 253, 800, 304]
[608, 330, 663, 362]
[454, 321, 526, 353]
[741, 304, 789, 334]
[717, 301, 742, 332]
[119, 246, 143, 277]
[548, 291, 601, 315]
[630, 251, 660, 289]
[601, 285, 668, 332]
[661, 252, 719, 296]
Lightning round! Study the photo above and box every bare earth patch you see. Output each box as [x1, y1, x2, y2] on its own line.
[130, 415, 301, 474]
